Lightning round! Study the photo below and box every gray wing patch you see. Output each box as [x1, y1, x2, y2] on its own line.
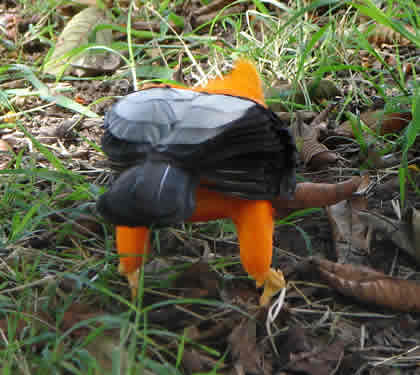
[105, 88, 254, 147]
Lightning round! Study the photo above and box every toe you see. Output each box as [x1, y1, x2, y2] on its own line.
[259, 268, 286, 306]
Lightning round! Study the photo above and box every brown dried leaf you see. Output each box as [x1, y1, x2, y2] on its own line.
[326, 175, 371, 262]
[357, 208, 420, 264]
[44, 7, 117, 76]
[228, 318, 268, 374]
[276, 326, 345, 375]
[273, 176, 362, 218]
[359, 23, 415, 47]
[337, 110, 412, 137]
[308, 150, 339, 170]
[293, 115, 337, 169]
[312, 258, 420, 312]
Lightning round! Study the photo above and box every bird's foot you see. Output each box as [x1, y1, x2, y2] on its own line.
[257, 268, 286, 306]
[118, 263, 139, 299]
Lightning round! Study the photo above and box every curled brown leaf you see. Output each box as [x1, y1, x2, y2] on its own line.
[293, 114, 337, 170]
[337, 110, 412, 137]
[359, 23, 415, 47]
[311, 258, 420, 312]
[273, 176, 362, 218]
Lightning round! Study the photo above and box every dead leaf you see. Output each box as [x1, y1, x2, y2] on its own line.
[326, 175, 371, 263]
[359, 23, 415, 47]
[44, 7, 118, 76]
[337, 110, 412, 137]
[275, 325, 345, 375]
[228, 318, 268, 374]
[293, 114, 337, 170]
[311, 257, 420, 312]
[357, 207, 420, 264]
[273, 176, 362, 218]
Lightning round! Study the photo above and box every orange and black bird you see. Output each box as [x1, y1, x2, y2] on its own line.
[97, 60, 297, 305]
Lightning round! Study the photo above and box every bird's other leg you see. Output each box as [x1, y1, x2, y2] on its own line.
[116, 225, 150, 298]
[233, 200, 285, 306]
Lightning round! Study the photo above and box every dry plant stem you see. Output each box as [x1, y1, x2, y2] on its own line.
[272, 176, 362, 217]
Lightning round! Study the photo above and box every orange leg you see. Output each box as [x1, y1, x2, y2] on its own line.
[190, 188, 274, 283]
[115, 188, 284, 304]
[190, 188, 285, 305]
[116, 225, 150, 296]
[231, 200, 285, 306]
[232, 200, 273, 285]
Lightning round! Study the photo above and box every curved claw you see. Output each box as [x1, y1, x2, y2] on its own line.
[259, 268, 286, 306]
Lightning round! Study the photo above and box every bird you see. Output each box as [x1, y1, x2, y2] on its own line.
[97, 59, 297, 306]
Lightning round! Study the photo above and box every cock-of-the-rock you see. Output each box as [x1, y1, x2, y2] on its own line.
[97, 59, 297, 306]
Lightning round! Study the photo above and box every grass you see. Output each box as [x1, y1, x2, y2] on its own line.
[0, 0, 419, 373]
